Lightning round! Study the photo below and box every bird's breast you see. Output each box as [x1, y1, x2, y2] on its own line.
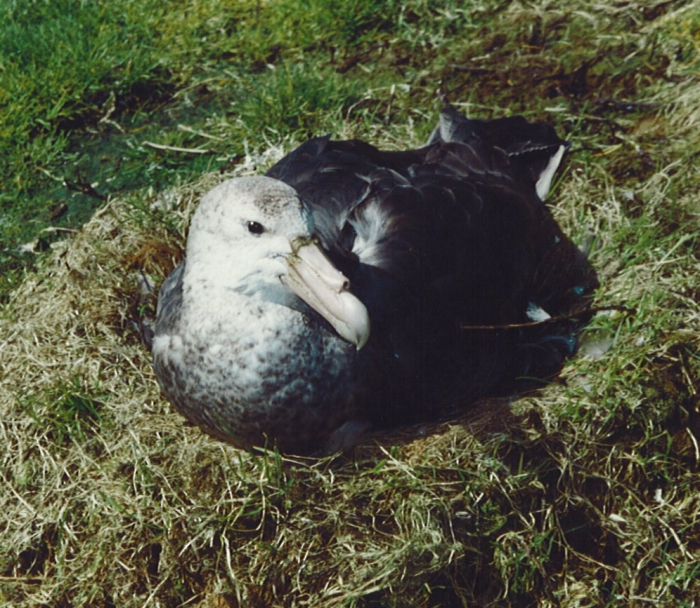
[153, 296, 361, 451]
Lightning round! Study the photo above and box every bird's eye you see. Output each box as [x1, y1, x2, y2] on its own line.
[246, 221, 265, 235]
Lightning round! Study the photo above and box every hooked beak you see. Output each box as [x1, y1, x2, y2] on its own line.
[281, 237, 370, 349]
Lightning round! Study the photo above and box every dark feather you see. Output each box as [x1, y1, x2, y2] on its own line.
[265, 108, 598, 431]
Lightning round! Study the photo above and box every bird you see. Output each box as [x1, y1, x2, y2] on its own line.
[152, 105, 598, 455]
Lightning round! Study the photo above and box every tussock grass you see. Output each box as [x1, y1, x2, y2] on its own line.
[2, 0, 700, 606]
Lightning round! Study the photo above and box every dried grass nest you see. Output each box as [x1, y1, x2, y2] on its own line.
[1, 96, 700, 606]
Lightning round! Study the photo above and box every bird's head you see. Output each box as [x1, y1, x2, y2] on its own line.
[184, 176, 370, 349]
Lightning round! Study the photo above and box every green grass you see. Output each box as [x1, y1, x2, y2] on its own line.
[1, 0, 425, 298]
[0, 0, 681, 294]
[19, 377, 105, 447]
[1, 0, 700, 606]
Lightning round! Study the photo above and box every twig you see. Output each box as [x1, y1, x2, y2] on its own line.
[143, 141, 211, 154]
[461, 305, 634, 331]
[41, 226, 78, 234]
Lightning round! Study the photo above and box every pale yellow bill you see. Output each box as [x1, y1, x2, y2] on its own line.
[281, 237, 370, 349]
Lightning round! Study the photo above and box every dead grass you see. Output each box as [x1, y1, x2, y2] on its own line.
[2, 1, 700, 606]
